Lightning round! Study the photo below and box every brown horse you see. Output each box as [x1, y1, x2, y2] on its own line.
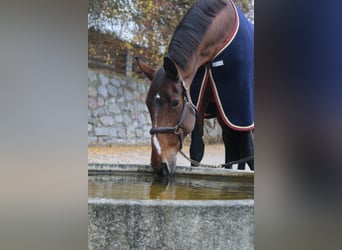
[137, 0, 254, 176]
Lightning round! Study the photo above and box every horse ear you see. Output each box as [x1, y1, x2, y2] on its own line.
[163, 57, 179, 81]
[135, 57, 156, 81]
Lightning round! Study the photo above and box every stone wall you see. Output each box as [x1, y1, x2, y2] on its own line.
[88, 68, 222, 145]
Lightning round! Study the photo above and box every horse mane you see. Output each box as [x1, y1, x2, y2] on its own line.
[167, 0, 228, 69]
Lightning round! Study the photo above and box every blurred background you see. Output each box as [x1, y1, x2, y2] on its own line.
[1, 0, 342, 249]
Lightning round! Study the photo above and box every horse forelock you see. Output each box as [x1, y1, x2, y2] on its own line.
[167, 0, 228, 69]
[146, 67, 182, 108]
[146, 67, 168, 105]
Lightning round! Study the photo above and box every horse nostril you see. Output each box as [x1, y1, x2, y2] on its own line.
[160, 162, 170, 176]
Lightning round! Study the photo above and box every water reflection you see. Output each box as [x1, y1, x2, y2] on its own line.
[149, 176, 176, 200]
[88, 173, 254, 200]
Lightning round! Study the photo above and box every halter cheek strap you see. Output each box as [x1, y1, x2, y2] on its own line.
[181, 80, 197, 113]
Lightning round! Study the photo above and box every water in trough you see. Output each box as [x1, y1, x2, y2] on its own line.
[88, 172, 254, 200]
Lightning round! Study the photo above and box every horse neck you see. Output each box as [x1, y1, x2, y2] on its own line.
[178, 0, 237, 89]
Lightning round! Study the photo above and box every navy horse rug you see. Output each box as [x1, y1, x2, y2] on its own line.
[190, 3, 254, 131]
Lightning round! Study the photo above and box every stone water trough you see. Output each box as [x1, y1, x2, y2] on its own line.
[88, 164, 254, 249]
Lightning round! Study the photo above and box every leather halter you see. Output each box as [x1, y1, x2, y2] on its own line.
[149, 80, 197, 150]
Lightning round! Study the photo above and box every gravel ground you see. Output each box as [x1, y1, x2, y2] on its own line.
[88, 144, 226, 167]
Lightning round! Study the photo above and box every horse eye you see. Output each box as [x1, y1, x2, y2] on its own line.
[171, 99, 180, 108]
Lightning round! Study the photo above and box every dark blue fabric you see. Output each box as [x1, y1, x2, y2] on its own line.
[190, 6, 254, 130]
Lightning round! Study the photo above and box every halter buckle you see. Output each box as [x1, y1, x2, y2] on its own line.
[174, 125, 182, 135]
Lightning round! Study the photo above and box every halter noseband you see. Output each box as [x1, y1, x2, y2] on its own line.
[149, 80, 197, 150]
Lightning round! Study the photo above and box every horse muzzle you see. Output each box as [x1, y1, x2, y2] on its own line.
[152, 161, 176, 176]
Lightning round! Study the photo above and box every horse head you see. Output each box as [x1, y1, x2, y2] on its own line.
[136, 57, 196, 176]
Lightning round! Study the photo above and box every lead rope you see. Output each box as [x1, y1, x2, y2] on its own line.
[179, 149, 254, 169]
